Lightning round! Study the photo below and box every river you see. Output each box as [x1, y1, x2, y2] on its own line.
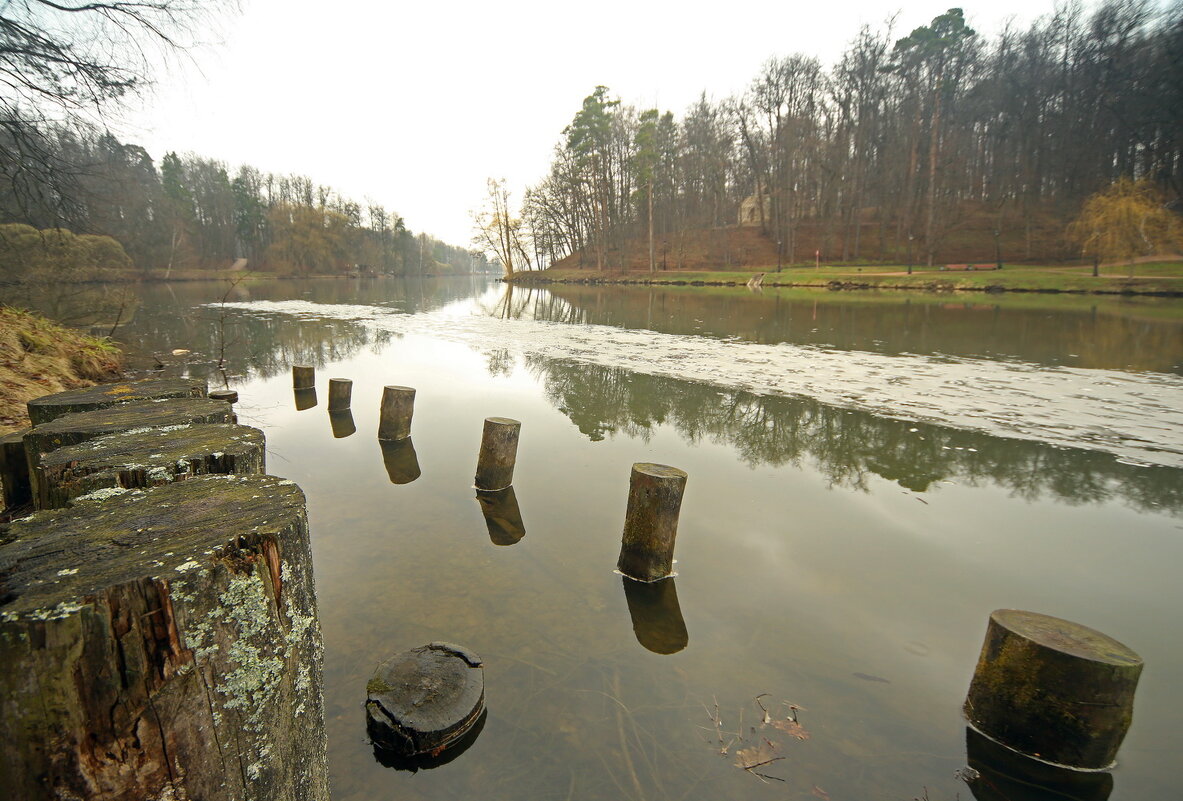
[47, 277, 1183, 800]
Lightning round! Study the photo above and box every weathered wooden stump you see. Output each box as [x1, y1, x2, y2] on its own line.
[293, 365, 315, 389]
[26, 377, 208, 426]
[329, 410, 357, 438]
[209, 389, 239, 404]
[474, 417, 520, 491]
[34, 423, 265, 509]
[622, 576, 689, 655]
[617, 463, 688, 582]
[964, 609, 1142, 770]
[22, 398, 236, 508]
[380, 438, 421, 484]
[366, 643, 485, 758]
[294, 387, 318, 410]
[963, 725, 1113, 801]
[0, 474, 328, 801]
[327, 378, 352, 411]
[1, 427, 31, 510]
[476, 487, 525, 545]
[377, 386, 416, 441]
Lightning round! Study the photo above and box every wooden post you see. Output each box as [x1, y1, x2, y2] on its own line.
[379, 438, 421, 485]
[377, 386, 416, 441]
[964, 609, 1142, 770]
[1, 427, 31, 511]
[0, 474, 329, 801]
[327, 378, 352, 411]
[474, 417, 520, 491]
[329, 410, 356, 439]
[293, 365, 315, 389]
[622, 576, 688, 654]
[617, 463, 688, 582]
[294, 388, 318, 411]
[475, 487, 525, 545]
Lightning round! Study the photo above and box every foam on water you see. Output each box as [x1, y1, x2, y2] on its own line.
[223, 299, 1183, 468]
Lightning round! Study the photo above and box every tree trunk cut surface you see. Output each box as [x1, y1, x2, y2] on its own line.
[366, 642, 485, 757]
[26, 377, 208, 426]
[35, 423, 266, 509]
[0, 474, 328, 801]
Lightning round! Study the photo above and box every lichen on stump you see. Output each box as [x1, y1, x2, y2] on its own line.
[0, 474, 328, 801]
[366, 642, 485, 758]
[34, 423, 266, 510]
[964, 609, 1142, 770]
[26, 377, 208, 426]
[23, 397, 235, 507]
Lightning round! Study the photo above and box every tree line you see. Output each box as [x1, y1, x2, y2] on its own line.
[513, 1, 1182, 270]
[0, 127, 489, 279]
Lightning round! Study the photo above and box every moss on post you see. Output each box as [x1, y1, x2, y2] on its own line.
[26, 377, 208, 426]
[34, 423, 265, 510]
[964, 609, 1142, 770]
[23, 398, 236, 509]
[0, 474, 328, 801]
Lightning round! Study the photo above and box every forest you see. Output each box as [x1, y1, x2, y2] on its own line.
[512, 1, 1182, 270]
[0, 131, 489, 281]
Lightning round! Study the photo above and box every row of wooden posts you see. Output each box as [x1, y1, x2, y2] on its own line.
[293, 362, 1145, 781]
[294, 364, 688, 580]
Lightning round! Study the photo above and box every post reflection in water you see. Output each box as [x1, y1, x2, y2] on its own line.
[962, 727, 1114, 801]
[328, 410, 356, 438]
[371, 708, 488, 774]
[379, 437, 421, 484]
[621, 576, 689, 655]
[294, 387, 317, 410]
[475, 487, 525, 545]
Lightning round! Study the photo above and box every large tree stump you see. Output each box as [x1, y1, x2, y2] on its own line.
[366, 642, 485, 758]
[1, 427, 31, 511]
[964, 609, 1142, 769]
[34, 423, 266, 510]
[0, 474, 328, 801]
[26, 377, 208, 426]
[617, 463, 688, 582]
[23, 398, 235, 508]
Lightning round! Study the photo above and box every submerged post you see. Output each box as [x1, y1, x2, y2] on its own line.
[617, 463, 688, 582]
[964, 609, 1142, 770]
[328, 378, 352, 411]
[377, 386, 416, 441]
[474, 417, 520, 491]
[329, 410, 356, 439]
[293, 365, 315, 389]
[294, 387, 318, 410]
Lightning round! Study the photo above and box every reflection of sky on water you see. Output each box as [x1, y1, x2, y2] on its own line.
[222, 301, 1182, 801]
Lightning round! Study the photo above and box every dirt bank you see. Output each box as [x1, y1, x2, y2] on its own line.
[0, 307, 122, 433]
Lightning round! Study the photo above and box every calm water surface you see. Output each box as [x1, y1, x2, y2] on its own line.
[90, 278, 1183, 800]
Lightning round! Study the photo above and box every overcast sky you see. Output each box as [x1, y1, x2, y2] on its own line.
[123, 0, 1067, 247]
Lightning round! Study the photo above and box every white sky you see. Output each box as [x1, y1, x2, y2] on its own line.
[122, 0, 1065, 247]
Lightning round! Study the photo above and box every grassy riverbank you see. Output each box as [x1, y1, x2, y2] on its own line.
[510, 261, 1183, 296]
[0, 307, 122, 433]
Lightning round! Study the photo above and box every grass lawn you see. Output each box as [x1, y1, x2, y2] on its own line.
[516, 260, 1183, 296]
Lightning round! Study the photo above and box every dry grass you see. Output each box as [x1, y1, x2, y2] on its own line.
[0, 307, 122, 433]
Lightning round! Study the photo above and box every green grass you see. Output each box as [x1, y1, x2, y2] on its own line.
[515, 260, 1183, 296]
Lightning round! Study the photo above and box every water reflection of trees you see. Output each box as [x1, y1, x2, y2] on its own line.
[525, 286, 1183, 374]
[527, 357, 1181, 514]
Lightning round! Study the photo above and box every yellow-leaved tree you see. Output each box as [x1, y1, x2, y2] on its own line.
[1067, 178, 1182, 277]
